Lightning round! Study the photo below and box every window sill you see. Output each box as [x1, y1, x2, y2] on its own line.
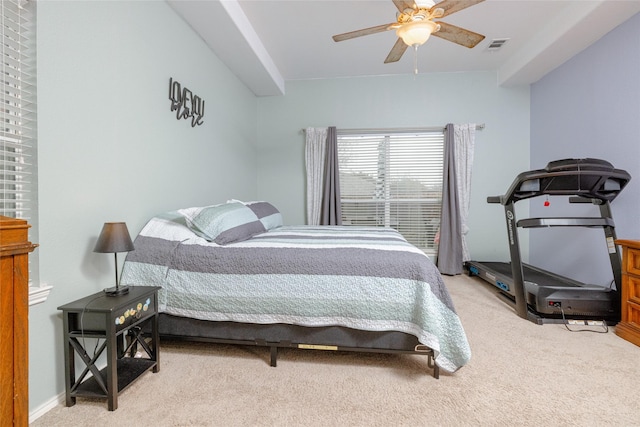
[29, 284, 53, 306]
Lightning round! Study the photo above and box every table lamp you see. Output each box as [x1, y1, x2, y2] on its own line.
[94, 222, 135, 296]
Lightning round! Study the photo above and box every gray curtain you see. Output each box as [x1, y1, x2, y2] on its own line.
[320, 126, 342, 225]
[437, 124, 463, 275]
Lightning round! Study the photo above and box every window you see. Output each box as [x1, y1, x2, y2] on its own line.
[337, 129, 444, 257]
[1, 0, 38, 283]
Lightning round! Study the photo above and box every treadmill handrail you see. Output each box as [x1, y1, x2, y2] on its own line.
[517, 217, 615, 228]
[569, 196, 603, 205]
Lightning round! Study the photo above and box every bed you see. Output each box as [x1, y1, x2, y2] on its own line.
[120, 201, 471, 377]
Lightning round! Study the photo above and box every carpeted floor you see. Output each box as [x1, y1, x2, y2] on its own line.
[31, 274, 640, 426]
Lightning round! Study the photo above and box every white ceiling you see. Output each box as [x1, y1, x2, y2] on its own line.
[168, 0, 640, 96]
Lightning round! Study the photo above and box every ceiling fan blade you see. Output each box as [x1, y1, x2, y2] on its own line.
[384, 38, 409, 63]
[392, 0, 415, 13]
[432, 0, 485, 18]
[332, 23, 395, 42]
[433, 21, 485, 48]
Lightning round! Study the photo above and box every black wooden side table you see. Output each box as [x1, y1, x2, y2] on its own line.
[58, 286, 161, 411]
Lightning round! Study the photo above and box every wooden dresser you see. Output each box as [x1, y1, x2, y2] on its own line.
[615, 239, 640, 347]
[0, 216, 37, 426]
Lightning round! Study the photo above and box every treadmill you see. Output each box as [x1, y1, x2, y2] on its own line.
[466, 158, 631, 324]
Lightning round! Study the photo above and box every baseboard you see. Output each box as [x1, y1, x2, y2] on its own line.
[29, 360, 109, 423]
[29, 392, 65, 423]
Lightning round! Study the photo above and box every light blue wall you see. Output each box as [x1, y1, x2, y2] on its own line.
[530, 12, 640, 286]
[32, 0, 258, 413]
[256, 72, 531, 262]
[36, 0, 617, 416]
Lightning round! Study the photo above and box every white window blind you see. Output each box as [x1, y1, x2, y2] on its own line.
[1, 0, 36, 219]
[1, 0, 38, 281]
[337, 129, 444, 256]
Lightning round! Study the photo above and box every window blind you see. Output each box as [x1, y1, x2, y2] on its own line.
[337, 130, 444, 257]
[1, 0, 36, 219]
[1, 0, 38, 282]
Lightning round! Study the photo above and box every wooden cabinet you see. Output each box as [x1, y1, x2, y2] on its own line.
[615, 239, 640, 347]
[0, 216, 37, 426]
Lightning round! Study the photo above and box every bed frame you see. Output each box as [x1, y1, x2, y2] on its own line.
[155, 313, 440, 378]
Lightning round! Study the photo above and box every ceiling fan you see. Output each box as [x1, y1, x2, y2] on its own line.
[332, 0, 486, 64]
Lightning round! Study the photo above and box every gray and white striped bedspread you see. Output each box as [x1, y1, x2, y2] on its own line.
[120, 212, 471, 372]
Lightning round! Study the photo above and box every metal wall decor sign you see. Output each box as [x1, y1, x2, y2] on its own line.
[169, 77, 205, 127]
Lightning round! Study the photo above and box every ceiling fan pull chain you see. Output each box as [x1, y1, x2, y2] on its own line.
[413, 45, 419, 75]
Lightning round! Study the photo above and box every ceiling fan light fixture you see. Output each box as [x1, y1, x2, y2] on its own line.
[396, 20, 439, 47]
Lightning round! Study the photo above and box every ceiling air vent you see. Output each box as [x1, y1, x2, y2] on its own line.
[487, 38, 509, 52]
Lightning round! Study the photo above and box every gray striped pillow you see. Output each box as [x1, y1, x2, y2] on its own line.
[179, 202, 266, 245]
[245, 201, 283, 230]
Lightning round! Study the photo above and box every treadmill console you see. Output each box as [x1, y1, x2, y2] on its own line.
[503, 157, 631, 204]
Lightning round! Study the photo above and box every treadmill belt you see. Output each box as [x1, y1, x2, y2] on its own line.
[480, 262, 582, 288]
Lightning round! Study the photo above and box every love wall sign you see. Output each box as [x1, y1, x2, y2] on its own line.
[169, 77, 205, 127]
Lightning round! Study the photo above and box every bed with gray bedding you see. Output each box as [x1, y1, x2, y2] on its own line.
[120, 201, 471, 377]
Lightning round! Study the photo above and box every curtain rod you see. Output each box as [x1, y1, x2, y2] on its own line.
[301, 124, 485, 133]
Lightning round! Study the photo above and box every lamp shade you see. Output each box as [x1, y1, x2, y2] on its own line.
[396, 20, 439, 47]
[93, 222, 135, 253]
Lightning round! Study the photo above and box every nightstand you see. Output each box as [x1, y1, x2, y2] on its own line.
[58, 286, 161, 411]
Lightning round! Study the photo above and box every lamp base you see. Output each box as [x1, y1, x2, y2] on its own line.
[104, 285, 129, 297]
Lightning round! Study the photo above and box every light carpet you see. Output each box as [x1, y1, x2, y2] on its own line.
[31, 274, 640, 426]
